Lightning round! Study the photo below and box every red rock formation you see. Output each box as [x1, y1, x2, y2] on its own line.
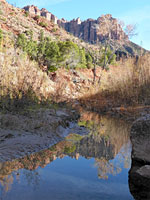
[23, 5, 127, 44]
[24, 5, 36, 15]
[61, 14, 127, 44]
[41, 8, 52, 21]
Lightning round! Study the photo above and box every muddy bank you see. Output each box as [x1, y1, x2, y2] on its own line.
[0, 107, 88, 162]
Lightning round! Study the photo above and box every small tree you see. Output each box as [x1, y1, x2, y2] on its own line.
[92, 17, 137, 84]
[86, 52, 93, 68]
[16, 33, 28, 52]
[99, 47, 116, 69]
[79, 48, 87, 68]
[45, 41, 60, 71]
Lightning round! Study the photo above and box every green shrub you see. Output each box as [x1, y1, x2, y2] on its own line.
[64, 145, 76, 154]
[39, 22, 48, 28]
[0, 29, 3, 45]
[34, 15, 40, 20]
[16, 32, 98, 72]
[16, 33, 38, 59]
[52, 28, 58, 32]
[99, 47, 116, 68]
[24, 11, 29, 17]
[16, 33, 28, 51]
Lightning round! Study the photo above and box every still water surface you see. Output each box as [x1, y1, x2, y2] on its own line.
[0, 112, 134, 200]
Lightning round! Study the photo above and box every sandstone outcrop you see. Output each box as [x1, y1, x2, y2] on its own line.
[23, 5, 58, 24]
[63, 14, 127, 43]
[23, 6, 127, 43]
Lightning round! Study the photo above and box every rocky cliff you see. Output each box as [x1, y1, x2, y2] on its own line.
[61, 14, 127, 44]
[23, 5, 59, 24]
[23, 5, 127, 44]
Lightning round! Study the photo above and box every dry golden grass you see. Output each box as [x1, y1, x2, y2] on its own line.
[79, 54, 150, 110]
[100, 54, 150, 105]
[0, 48, 55, 110]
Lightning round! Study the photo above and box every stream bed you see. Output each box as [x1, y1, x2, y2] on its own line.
[0, 110, 134, 200]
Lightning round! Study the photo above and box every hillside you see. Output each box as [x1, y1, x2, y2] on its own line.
[0, 0, 101, 52]
[0, 0, 147, 59]
[23, 4, 147, 57]
[0, 0, 150, 112]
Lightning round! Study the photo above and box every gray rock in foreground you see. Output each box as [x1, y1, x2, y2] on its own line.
[129, 115, 150, 200]
[131, 114, 150, 163]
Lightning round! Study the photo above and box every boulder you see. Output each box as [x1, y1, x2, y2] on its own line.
[130, 114, 150, 163]
[129, 115, 150, 199]
[129, 162, 150, 200]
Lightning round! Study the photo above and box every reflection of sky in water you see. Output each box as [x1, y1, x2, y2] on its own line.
[1, 142, 133, 200]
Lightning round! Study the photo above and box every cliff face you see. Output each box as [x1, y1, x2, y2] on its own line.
[62, 14, 127, 44]
[22, 5, 147, 57]
[23, 5, 59, 24]
[23, 6, 127, 44]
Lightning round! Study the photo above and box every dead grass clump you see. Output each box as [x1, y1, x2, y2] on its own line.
[0, 48, 55, 110]
[79, 54, 150, 111]
[100, 54, 150, 106]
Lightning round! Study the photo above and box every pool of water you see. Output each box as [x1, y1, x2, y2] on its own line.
[0, 112, 134, 200]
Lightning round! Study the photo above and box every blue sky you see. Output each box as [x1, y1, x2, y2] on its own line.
[7, 0, 150, 50]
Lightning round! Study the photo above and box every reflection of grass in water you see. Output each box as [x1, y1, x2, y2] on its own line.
[78, 113, 130, 145]
[94, 142, 131, 180]
[95, 157, 121, 180]
[78, 120, 96, 129]
[49, 144, 57, 152]
[23, 170, 40, 189]
[78, 120, 101, 137]
[64, 145, 76, 154]
[78, 112, 131, 179]
[66, 134, 83, 142]
[103, 135, 110, 141]
[0, 115, 130, 188]
[78, 120, 87, 127]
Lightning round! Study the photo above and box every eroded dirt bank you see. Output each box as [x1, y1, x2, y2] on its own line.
[0, 107, 88, 162]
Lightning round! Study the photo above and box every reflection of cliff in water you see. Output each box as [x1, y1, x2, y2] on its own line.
[71, 135, 114, 160]
[76, 111, 131, 158]
[0, 112, 131, 193]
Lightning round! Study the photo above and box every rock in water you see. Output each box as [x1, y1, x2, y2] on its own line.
[129, 115, 150, 200]
[131, 114, 150, 163]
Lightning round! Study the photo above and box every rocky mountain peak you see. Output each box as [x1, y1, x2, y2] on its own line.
[23, 5, 127, 44]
